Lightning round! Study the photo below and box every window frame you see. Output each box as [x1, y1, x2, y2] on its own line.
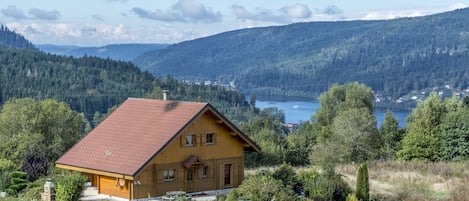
[185, 134, 196, 146]
[187, 168, 193, 181]
[202, 165, 209, 178]
[163, 169, 175, 181]
[205, 132, 215, 145]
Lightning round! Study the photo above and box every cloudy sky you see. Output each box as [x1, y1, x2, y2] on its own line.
[1, 0, 468, 46]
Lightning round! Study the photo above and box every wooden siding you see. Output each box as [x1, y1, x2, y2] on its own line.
[134, 157, 243, 198]
[99, 176, 130, 199]
[152, 112, 245, 164]
[131, 112, 247, 198]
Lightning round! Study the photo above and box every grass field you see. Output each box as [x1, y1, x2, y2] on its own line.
[336, 161, 469, 201]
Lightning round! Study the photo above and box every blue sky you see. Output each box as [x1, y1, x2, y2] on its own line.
[1, 0, 468, 46]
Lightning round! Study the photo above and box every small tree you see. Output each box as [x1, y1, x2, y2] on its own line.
[356, 163, 369, 201]
[55, 172, 87, 201]
[22, 149, 49, 182]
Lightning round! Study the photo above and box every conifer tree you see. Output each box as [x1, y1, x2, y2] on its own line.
[356, 163, 369, 201]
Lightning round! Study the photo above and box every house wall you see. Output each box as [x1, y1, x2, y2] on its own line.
[132, 112, 246, 198]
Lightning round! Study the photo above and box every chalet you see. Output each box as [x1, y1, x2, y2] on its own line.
[56, 98, 260, 200]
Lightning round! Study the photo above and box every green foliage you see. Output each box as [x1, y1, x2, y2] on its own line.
[380, 110, 403, 160]
[346, 194, 359, 201]
[0, 45, 155, 122]
[242, 108, 289, 167]
[6, 171, 28, 196]
[312, 83, 381, 164]
[20, 177, 46, 201]
[356, 163, 369, 201]
[229, 175, 294, 201]
[285, 127, 315, 166]
[0, 159, 15, 191]
[398, 93, 445, 161]
[314, 82, 375, 141]
[0, 98, 85, 165]
[300, 168, 350, 201]
[55, 172, 87, 201]
[272, 164, 302, 194]
[439, 99, 469, 161]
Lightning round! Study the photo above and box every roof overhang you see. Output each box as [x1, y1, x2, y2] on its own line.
[56, 163, 134, 180]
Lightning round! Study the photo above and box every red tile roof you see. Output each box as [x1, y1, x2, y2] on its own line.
[56, 98, 259, 176]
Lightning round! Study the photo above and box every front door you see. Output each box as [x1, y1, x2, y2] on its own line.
[186, 167, 195, 192]
[224, 164, 232, 187]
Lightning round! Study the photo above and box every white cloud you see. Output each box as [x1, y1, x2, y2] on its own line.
[449, 3, 469, 10]
[362, 10, 426, 20]
[1, 6, 27, 20]
[132, 0, 221, 23]
[5, 21, 201, 46]
[231, 4, 291, 24]
[281, 4, 311, 19]
[173, 0, 222, 22]
[28, 8, 60, 20]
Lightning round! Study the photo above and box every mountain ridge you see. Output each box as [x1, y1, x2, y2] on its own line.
[134, 8, 469, 100]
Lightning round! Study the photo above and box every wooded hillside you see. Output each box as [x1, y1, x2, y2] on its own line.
[135, 8, 469, 100]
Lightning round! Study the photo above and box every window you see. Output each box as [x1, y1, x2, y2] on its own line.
[185, 134, 196, 146]
[205, 133, 214, 144]
[163, 169, 175, 181]
[202, 166, 209, 177]
[187, 169, 193, 181]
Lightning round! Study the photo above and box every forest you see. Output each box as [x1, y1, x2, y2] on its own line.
[135, 8, 469, 104]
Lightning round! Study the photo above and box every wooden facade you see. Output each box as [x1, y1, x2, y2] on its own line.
[131, 111, 246, 198]
[56, 99, 260, 200]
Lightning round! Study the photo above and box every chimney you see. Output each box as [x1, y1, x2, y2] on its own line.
[162, 90, 170, 100]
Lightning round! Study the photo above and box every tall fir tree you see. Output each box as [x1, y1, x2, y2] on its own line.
[356, 163, 369, 201]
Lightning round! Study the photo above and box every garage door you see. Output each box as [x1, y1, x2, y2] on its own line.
[99, 176, 130, 199]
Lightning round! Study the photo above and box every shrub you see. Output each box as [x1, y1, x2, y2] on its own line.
[55, 172, 86, 201]
[356, 163, 369, 201]
[21, 177, 47, 200]
[5, 171, 28, 196]
[273, 163, 302, 194]
[232, 175, 295, 201]
[22, 149, 49, 182]
[346, 194, 359, 201]
[301, 168, 350, 201]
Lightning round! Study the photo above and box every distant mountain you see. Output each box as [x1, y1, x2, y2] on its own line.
[135, 8, 469, 100]
[38, 43, 169, 61]
[0, 25, 36, 49]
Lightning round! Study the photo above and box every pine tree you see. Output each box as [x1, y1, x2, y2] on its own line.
[356, 163, 369, 201]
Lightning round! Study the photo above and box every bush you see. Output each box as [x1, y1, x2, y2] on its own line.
[20, 177, 47, 201]
[301, 169, 351, 201]
[0, 159, 16, 191]
[22, 149, 49, 182]
[55, 172, 86, 201]
[346, 194, 359, 201]
[230, 175, 295, 201]
[272, 163, 302, 194]
[5, 171, 28, 196]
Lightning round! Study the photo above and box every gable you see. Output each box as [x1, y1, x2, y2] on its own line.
[56, 98, 259, 177]
[149, 110, 247, 165]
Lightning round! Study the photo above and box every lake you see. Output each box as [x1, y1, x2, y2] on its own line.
[256, 100, 408, 127]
